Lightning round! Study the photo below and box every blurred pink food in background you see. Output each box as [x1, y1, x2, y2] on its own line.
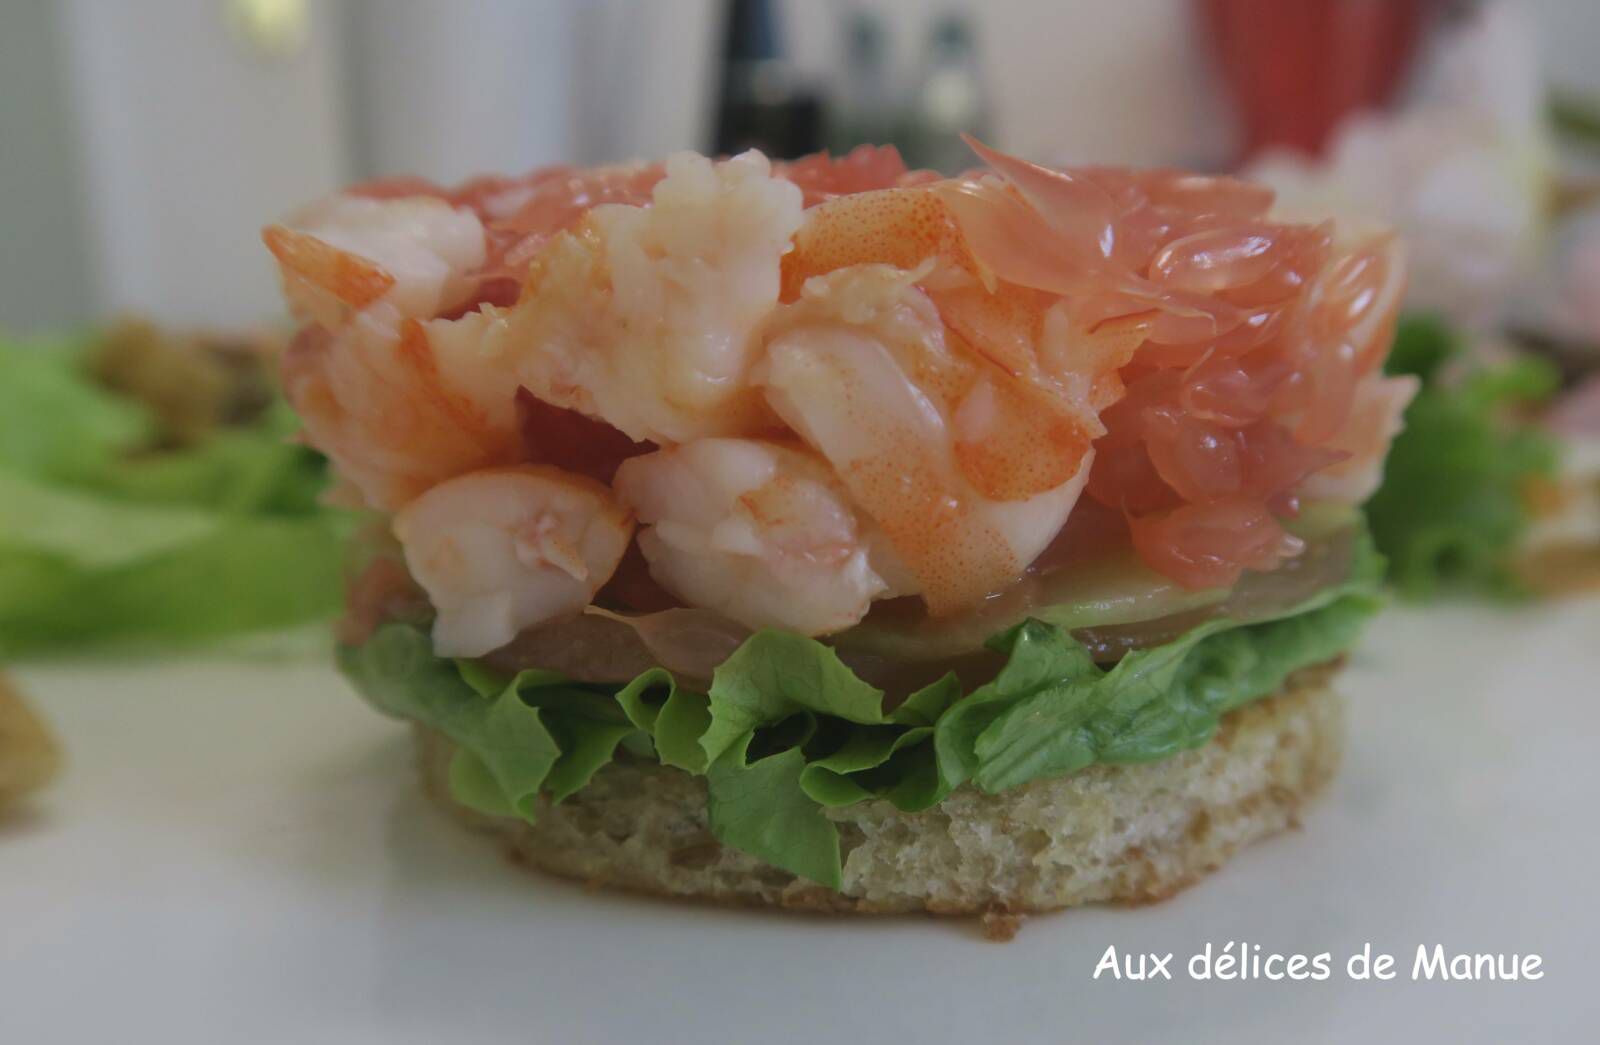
[1200, 0, 1434, 161]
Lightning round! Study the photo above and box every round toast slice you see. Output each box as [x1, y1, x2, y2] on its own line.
[413, 660, 1344, 920]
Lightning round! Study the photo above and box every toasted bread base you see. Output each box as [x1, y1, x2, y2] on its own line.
[414, 660, 1343, 918]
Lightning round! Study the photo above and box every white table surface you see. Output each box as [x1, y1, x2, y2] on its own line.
[4, 600, 1597, 1044]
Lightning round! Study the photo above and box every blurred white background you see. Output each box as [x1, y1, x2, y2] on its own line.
[2, 0, 1597, 332]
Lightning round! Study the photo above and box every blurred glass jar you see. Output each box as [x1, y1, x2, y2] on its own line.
[826, 10, 897, 153]
[899, 13, 992, 174]
[712, 0, 824, 159]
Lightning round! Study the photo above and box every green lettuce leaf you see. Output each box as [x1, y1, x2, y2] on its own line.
[338, 525, 1384, 887]
[340, 628, 642, 818]
[0, 334, 151, 484]
[0, 471, 349, 656]
[1368, 314, 1561, 599]
[708, 741, 841, 888]
[0, 336, 346, 656]
[93, 403, 328, 516]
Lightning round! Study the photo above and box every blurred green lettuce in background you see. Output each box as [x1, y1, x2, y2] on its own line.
[1367, 315, 1561, 600]
[0, 326, 348, 657]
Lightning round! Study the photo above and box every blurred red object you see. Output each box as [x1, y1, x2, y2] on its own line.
[1200, 0, 1435, 161]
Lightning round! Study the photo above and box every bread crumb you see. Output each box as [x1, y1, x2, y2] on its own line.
[980, 909, 1024, 942]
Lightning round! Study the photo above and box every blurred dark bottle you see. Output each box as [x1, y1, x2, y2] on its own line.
[826, 10, 896, 152]
[899, 13, 992, 174]
[1199, 0, 1434, 161]
[712, 0, 824, 159]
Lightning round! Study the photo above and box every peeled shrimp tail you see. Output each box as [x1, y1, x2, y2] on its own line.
[393, 465, 635, 657]
[280, 307, 522, 512]
[264, 194, 488, 328]
[613, 439, 891, 636]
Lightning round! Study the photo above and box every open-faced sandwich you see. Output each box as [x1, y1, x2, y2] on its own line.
[264, 140, 1410, 919]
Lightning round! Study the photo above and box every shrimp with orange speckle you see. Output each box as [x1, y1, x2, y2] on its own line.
[756, 262, 1093, 614]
